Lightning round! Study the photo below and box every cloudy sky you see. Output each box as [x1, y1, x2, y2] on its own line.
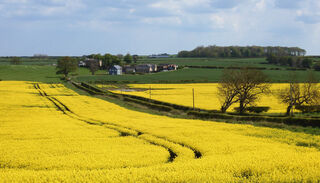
[1, 0, 320, 56]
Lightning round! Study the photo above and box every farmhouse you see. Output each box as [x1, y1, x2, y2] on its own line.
[109, 65, 122, 75]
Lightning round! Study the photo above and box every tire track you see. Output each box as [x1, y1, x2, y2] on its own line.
[34, 83, 202, 164]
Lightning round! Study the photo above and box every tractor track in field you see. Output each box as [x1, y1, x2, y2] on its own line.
[33, 83, 202, 165]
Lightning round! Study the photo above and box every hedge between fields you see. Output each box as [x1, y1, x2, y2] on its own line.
[76, 81, 320, 127]
[187, 111, 320, 127]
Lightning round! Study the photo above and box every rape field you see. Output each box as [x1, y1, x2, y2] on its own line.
[1, 81, 320, 182]
[100, 83, 288, 114]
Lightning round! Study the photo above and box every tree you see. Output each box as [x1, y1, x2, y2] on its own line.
[217, 68, 270, 114]
[88, 61, 99, 75]
[276, 72, 320, 116]
[302, 58, 312, 68]
[10, 57, 21, 65]
[313, 62, 320, 71]
[56, 56, 78, 78]
[124, 53, 133, 64]
[133, 55, 139, 63]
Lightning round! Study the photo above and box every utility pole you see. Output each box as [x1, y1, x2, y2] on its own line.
[193, 88, 195, 110]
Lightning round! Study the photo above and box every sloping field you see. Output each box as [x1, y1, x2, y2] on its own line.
[102, 83, 288, 114]
[1, 81, 320, 182]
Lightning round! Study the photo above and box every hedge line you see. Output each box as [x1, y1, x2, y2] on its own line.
[120, 93, 200, 111]
[188, 111, 320, 127]
[186, 65, 271, 70]
[71, 81, 103, 95]
[295, 105, 320, 113]
[123, 97, 173, 112]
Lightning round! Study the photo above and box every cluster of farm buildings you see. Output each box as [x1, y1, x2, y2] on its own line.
[109, 64, 178, 75]
[79, 59, 178, 75]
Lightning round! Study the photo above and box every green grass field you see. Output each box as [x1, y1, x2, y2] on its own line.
[1, 57, 320, 83]
[76, 68, 320, 84]
[0, 57, 58, 65]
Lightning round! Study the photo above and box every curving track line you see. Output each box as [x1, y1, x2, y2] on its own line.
[33, 83, 202, 165]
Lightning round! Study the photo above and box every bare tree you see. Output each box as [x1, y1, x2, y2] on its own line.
[217, 68, 270, 114]
[217, 70, 239, 113]
[276, 72, 320, 116]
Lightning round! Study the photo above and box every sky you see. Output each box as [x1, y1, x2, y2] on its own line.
[0, 0, 320, 56]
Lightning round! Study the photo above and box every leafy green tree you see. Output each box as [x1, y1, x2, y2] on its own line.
[56, 57, 78, 78]
[133, 55, 139, 63]
[302, 58, 312, 68]
[88, 61, 99, 75]
[313, 62, 320, 71]
[124, 53, 133, 64]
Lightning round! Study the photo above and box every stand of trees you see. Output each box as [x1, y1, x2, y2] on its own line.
[178, 46, 306, 58]
[266, 55, 313, 68]
[87, 53, 122, 69]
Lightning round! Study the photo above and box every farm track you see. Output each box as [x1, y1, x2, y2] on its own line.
[33, 83, 202, 167]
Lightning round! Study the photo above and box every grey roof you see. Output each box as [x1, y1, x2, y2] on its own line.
[112, 65, 122, 69]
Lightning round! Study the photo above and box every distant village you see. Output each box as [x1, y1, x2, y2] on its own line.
[79, 53, 178, 75]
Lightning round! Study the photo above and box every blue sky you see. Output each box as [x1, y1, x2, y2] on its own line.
[1, 0, 320, 56]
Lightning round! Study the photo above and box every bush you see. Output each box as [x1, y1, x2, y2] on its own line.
[234, 106, 270, 113]
[313, 63, 320, 71]
[295, 105, 320, 113]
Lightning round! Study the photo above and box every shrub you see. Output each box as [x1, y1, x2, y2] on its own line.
[313, 63, 320, 71]
[234, 106, 270, 113]
[295, 105, 320, 113]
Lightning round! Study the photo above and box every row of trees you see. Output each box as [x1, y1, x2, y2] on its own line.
[217, 69, 320, 116]
[178, 46, 306, 58]
[266, 55, 313, 68]
[86, 53, 138, 69]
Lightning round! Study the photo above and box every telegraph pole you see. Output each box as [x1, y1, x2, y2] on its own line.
[193, 88, 195, 110]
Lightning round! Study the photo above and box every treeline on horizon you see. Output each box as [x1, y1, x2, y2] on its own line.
[178, 46, 306, 58]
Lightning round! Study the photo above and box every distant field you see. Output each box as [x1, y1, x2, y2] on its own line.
[0, 57, 58, 65]
[102, 83, 289, 114]
[1, 57, 320, 83]
[76, 68, 320, 83]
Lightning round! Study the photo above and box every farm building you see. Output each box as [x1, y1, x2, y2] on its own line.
[135, 64, 157, 73]
[109, 65, 122, 75]
[123, 65, 136, 74]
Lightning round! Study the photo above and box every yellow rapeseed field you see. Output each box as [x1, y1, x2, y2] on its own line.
[1, 81, 320, 182]
[103, 83, 288, 113]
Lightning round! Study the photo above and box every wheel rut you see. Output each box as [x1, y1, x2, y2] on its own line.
[33, 83, 202, 165]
